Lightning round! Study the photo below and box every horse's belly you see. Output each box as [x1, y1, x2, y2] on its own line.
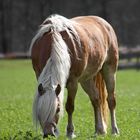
[79, 50, 107, 81]
[79, 63, 102, 81]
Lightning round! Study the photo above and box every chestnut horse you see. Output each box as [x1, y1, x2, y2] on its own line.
[30, 14, 119, 138]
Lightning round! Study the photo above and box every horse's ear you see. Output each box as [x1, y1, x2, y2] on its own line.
[38, 83, 45, 96]
[55, 84, 61, 96]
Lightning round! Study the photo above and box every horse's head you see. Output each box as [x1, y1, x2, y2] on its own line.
[36, 83, 61, 137]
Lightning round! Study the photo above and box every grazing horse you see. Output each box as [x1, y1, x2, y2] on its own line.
[30, 14, 119, 138]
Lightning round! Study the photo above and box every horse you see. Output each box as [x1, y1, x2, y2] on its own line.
[30, 14, 119, 138]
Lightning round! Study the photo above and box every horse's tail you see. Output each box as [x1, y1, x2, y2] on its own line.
[95, 72, 108, 127]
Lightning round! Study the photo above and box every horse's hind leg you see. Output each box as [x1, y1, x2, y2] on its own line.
[102, 64, 119, 135]
[80, 78, 107, 135]
[66, 78, 78, 138]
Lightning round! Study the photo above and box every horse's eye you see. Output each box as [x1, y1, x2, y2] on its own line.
[38, 83, 45, 96]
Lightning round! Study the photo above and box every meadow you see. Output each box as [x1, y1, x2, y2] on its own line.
[0, 60, 140, 140]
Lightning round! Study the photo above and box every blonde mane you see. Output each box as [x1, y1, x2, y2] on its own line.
[30, 14, 80, 55]
[31, 14, 80, 129]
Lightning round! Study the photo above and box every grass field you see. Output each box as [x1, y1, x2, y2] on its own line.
[0, 60, 140, 140]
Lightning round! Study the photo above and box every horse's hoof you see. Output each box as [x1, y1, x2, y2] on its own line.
[94, 128, 107, 136]
[94, 132, 105, 137]
[112, 127, 119, 136]
[67, 132, 76, 139]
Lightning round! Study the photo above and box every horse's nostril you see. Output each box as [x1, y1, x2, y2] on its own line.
[43, 133, 48, 138]
[51, 133, 55, 137]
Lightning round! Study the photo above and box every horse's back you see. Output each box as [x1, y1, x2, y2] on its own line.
[70, 16, 119, 79]
[71, 15, 118, 53]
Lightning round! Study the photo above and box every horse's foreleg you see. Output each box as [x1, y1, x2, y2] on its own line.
[66, 78, 78, 138]
[102, 66, 119, 135]
[80, 79, 107, 135]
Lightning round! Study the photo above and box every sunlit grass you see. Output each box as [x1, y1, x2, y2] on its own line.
[0, 60, 140, 139]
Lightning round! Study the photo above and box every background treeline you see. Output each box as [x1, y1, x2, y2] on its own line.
[0, 0, 140, 53]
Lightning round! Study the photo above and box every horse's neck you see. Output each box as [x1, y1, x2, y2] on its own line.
[50, 32, 71, 86]
[38, 58, 64, 89]
[38, 18, 73, 90]
[39, 40, 70, 90]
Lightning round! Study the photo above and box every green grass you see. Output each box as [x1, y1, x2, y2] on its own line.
[0, 60, 140, 140]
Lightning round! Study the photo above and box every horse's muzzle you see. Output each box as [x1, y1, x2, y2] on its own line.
[43, 122, 59, 138]
[43, 132, 55, 138]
